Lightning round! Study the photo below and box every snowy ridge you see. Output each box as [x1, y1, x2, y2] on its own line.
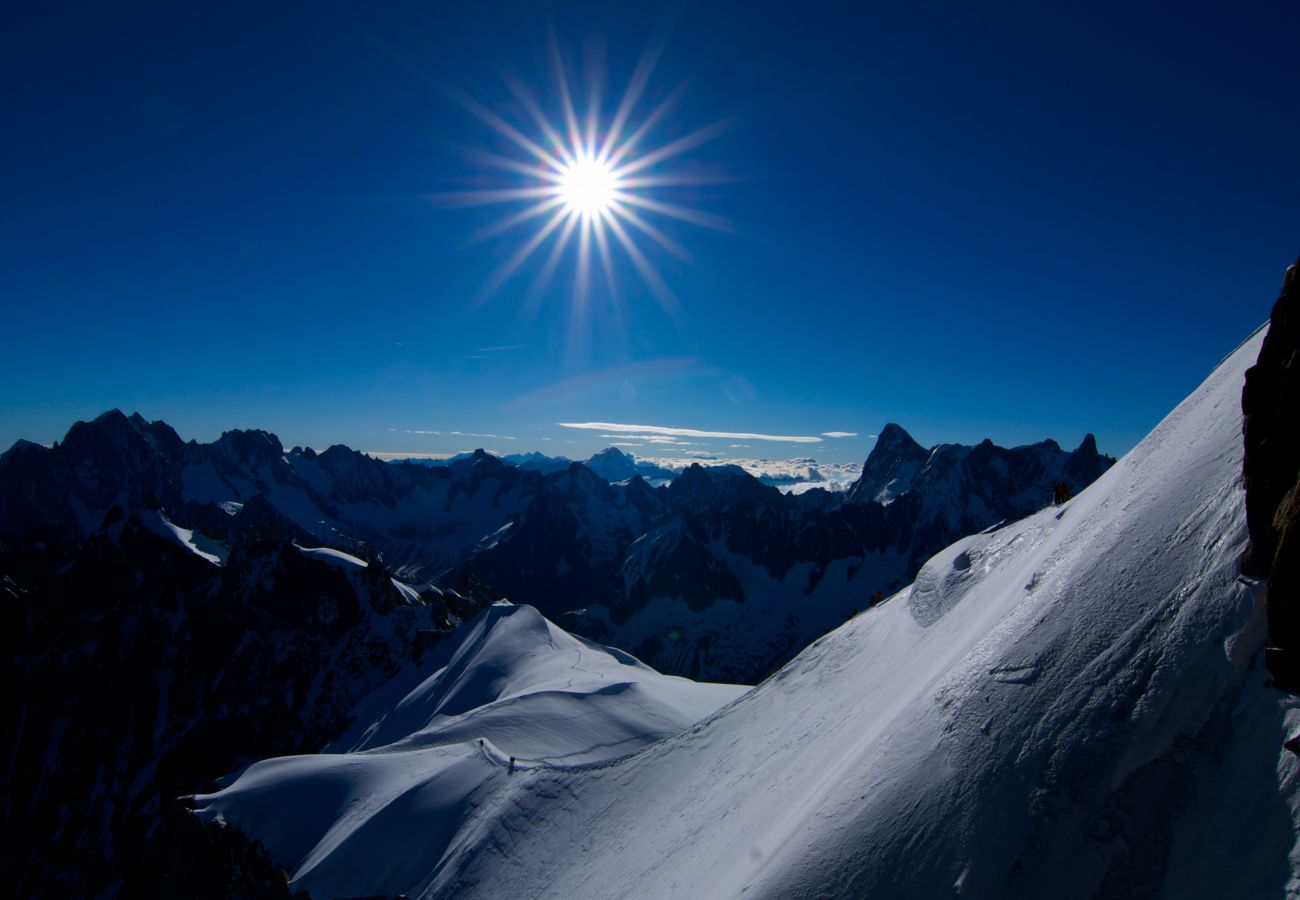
[137, 507, 228, 565]
[293, 544, 369, 569]
[195, 602, 747, 897]
[196, 326, 1299, 898]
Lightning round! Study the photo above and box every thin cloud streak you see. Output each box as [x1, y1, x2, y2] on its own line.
[559, 421, 823, 444]
[450, 431, 517, 440]
[598, 432, 693, 445]
[821, 431, 858, 438]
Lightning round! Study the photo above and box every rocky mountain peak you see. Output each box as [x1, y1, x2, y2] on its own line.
[210, 428, 284, 466]
[846, 423, 929, 505]
[61, 409, 184, 463]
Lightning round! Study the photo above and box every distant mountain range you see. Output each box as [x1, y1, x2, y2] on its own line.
[0, 409, 1112, 896]
[2, 410, 1112, 683]
[398, 444, 854, 491]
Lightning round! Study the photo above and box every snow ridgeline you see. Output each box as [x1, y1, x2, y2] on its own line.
[197, 327, 1300, 899]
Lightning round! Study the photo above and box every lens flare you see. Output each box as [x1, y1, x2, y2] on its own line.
[438, 36, 731, 316]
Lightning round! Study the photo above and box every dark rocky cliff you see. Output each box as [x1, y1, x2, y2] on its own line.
[1242, 258, 1300, 690]
[0, 519, 472, 898]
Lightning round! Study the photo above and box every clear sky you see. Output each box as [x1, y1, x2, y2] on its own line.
[3, 1, 1297, 464]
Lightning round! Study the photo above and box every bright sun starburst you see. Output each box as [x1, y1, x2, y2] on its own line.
[438, 36, 730, 315]
[558, 154, 618, 218]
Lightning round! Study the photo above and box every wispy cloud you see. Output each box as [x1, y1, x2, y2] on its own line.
[366, 450, 467, 461]
[450, 430, 517, 440]
[598, 432, 693, 445]
[476, 343, 528, 353]
[559, 421, 822, 444]
[821, 431, 858, 438]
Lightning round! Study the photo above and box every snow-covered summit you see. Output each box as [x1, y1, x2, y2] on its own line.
[194, 603, 747, 897]
[583, 446, 678, 484]
[328, 600, 747, 757]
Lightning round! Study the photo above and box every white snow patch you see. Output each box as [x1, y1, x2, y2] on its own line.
[294, 545, 368, 569]
[139, 509, 227, 565]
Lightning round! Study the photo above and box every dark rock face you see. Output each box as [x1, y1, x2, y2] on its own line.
[845, 422, 929, 505]
[0, 518, 471, 898]
[0, 412, 544, 580]
[846, 424, 1110, 550]
[1242, 258, 1300, 690]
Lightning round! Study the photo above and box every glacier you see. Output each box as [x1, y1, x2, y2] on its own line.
[196, 325, 1300, 898]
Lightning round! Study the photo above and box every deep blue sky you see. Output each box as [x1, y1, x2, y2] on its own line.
[3, 1, 1297, 464]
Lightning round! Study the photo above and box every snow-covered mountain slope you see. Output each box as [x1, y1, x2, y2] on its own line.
[196, 326, 1299, 899]
[195, 602, 746, 897]
[328, 600, 747, 760]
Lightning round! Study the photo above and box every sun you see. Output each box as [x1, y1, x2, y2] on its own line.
[558, 154, 618, 219]
[438, 36, 730, 313]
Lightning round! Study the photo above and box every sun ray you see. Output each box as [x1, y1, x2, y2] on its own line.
[573, 214, 593, 304]
[529, 211, 580, 302]
[611, 191, 731, 231]
[603, 81, 688, 168]
[458, 145, 561, 182]
[612, 118, 732, 179]
[452, 90, 566, 172]
[548, 34, 585, 159]
[428, 186, 562, 209]
[599, 38, 665, 162]
[466, 196, 566, 246]
[479, 205, 571, 301]
[503, 76, 571, 167]
[604, 212, 683, 320]
[583, 41, 604, 157]
[593, 209, 621, 297]
[610, 203, 691, 261]
[614, 170, 735, 189]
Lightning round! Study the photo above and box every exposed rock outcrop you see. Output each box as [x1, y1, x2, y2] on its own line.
[1242, 257, 1300, 690]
